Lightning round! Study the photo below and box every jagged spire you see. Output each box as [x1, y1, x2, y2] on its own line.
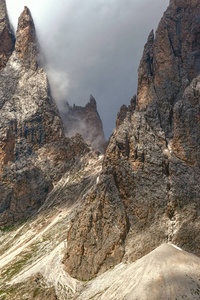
[89, 94, 97, 108]
[0, 0, 15, 69]
[15, 6, 39, 70]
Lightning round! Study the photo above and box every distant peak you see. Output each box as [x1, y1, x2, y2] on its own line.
[15, 6, 39, 70]
[18, 6, 34, 27]
[89, 94, 97, 108]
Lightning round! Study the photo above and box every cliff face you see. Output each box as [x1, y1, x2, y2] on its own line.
[15, 6, 39, 71]
[137, 0, 200, 136]
[0, 0, 15, 70]
[0, 3, 105, 228]
[0, 0, 200, 297]
[64, 0, 200, 280]
[61, 95, 106, 153]
[0, 4, 67, 225]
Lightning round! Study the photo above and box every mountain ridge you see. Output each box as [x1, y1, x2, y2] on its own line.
[0, 0, 199, 298]
[64, 0, 200, 280]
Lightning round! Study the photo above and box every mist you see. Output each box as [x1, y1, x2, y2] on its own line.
[6, 0, 169, 139]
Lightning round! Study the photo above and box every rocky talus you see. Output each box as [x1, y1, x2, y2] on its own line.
[61, 95, 106, 153]
[64, 0, 200, 280]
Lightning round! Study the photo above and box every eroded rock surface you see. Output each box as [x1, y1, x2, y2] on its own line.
[0, 0, 15, 70]
[0, 4, 66, 226]
[15, 6, 39, 71]
[64, 0, 200, 280]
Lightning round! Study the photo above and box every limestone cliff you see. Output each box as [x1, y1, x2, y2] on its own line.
[64, 0, 200, 280]
[0, 0, 200, 298]
[0, 4, 65, 225]
[15, 6, 39, 71]
[61, 95, 106, 153]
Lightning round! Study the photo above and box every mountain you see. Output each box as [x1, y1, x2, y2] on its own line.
[0, 3, 102, 227]
[61, 95, 106, 153]
[0, 3, 65, 226]
[0, 0, 199, 299]
[64, 0, 200, 280]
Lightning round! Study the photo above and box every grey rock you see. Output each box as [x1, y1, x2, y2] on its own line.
[65, 0, 200, 280]
[0, 0, 15, 70]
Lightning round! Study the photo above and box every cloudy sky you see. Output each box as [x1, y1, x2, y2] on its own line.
[7, 0, 169, 138]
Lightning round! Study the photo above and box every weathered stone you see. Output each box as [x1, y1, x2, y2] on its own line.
[116, 95, 136, 129]
[65, 0, 200, 280]
[15, 6, 39, 71]
[0, 0, 15, 70]
[63, 174, 129, 280]
[0, 4, 65, 225]
[138, 0, 200, 137]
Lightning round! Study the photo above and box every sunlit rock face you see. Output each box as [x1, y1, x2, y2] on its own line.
[0, 0, 199, 291]
[61, 95, 106, 153]
[64, 0, 200, 280]
[0, 2, 104, 228]
[137, 0, 200, 136]
[0, 4, 66, 225]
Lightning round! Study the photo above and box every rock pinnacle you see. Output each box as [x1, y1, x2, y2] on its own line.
[15, 6, 39, 70]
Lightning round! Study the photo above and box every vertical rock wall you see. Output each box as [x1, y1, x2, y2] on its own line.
[64, 0, 200, 280]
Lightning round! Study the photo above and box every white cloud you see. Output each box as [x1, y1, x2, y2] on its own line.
[46, 66, 70, 110]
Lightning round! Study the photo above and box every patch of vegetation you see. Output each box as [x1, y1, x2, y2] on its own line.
[0, 225, 14, 232]
[33, 287, 40, 298]
[2, 253, 33, 281]
[0, 289, 5, 295]
[0, 289, 7, 300]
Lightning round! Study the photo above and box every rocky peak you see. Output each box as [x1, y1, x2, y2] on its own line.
[87, 94, 97, 109]
[0, 3, 65, 225]
[15, 6, 39, 70]
[0, 0, 15, 70]
[61, 95, 106, 153]
[137, 0, 200, 137]
[116, 95, 136, 129]
[64, 0, 200, 281]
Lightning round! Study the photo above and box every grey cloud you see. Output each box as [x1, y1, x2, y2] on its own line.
[7, 0, 169, 138]
[45, 65, 70, 111]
